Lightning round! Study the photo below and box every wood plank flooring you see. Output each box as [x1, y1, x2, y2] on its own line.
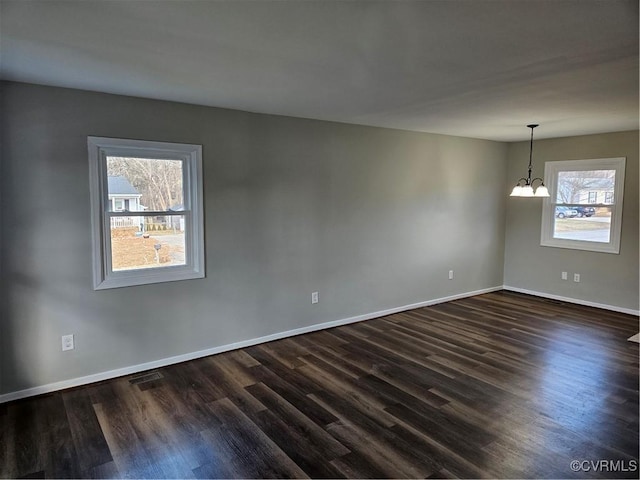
[1, 291, 638, 478]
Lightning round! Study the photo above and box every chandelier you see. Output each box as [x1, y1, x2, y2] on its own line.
[510, 124, 549, 197]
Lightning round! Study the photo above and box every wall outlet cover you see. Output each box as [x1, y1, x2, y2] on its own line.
[62, 334, 74, 351]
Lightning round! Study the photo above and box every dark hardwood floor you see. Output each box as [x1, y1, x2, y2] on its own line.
[1, 291, 638, 479]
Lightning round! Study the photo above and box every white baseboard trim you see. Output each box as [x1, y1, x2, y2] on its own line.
[503, 285, 640, 316]
[0, 285, 503, 404]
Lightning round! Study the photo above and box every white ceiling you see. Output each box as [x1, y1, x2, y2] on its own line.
[1, 0, 637, 141]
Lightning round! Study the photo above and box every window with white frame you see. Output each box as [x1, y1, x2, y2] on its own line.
[605, 191, 614, 204]
[541, 157, 625, 254]
[88, 137, 205, 289]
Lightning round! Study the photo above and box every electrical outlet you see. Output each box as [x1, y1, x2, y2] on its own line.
[561, 271, 568, 280]
[448, 270, 454, 280]
[573, 273, 581, 283]
[311, 291, 319, 304]
[61, 334, 74, 351]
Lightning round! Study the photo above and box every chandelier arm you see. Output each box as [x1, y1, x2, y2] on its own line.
[531, 177, 545, 186]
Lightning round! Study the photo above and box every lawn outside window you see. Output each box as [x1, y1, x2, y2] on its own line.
[88, 137, 205, 289]
[540, 157, 625, 254]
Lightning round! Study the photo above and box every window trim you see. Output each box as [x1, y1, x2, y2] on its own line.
[88, 137, 205, 289]
[540, 157, 626, 254]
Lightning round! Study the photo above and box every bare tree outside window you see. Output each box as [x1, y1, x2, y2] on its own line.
[556, 170, 615, 204]
[107, 157, 183, 211]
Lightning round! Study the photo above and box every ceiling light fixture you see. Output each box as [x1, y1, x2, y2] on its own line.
[510, 124, 549, 197]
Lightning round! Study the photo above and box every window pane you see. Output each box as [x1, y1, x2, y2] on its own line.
[553, 206, 612, 243]
[106, 157, 183, 212]
[556, 170, 615, 204]
[110, 215, 186, 271]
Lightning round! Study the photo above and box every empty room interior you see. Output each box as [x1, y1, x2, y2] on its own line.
[1, 1, 639, 479]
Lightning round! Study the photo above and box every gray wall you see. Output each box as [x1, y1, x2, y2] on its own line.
[0, 82, 507, 395]
[504, 130, 639, 311]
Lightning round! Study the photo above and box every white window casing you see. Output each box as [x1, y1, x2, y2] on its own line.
[540, 157, 626, 254]
[88, 137, 205, 289]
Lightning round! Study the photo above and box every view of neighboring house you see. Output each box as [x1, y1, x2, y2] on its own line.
[107, 176, 186, 232]
[576, 180, 615, 204]
[108, 175, 143, 211]
[108, 176, 144, 228]
[557, 173, 616, 206]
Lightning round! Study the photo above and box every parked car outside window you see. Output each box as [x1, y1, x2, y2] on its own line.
[574, 206, 596, 217]
[555, 206, 578, 218]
